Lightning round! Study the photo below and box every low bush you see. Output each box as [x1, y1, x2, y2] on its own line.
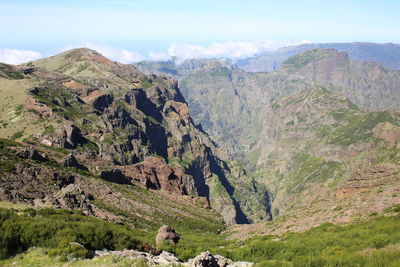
[0, 208, 142, 260]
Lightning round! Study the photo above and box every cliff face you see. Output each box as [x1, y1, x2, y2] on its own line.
[135, 49, 400, 224]
[250, 87, 400, 227]
[2, 47, 400, 227]
[136, 49, 400, 160]
[0, 48, 259, 225]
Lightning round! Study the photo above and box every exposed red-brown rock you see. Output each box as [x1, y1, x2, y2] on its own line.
[120, 156, 195, 196]
[25, 97, 53, 118]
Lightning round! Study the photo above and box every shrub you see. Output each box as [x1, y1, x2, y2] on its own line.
[0, 208, 142, 260]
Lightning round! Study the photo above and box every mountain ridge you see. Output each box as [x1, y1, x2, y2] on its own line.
[1, 48, 264, 225]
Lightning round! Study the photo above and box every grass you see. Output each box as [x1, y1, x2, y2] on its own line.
[287, 152, 344, 193]
[328, 111, 397, 146]
[283, 49, 338, 70]
[1, 197, 400, 266]
[0, 208, 144, 260]
[0, 77, 43, 140]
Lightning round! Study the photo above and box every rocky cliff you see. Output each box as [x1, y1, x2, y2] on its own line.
[136, 50, 400, 224]
[250, 87, 400, 228]
[0, 48, 260, 225]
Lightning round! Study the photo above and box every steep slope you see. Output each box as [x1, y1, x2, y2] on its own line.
[248, 87, 400, 230]
[136, 48, 400, 233]
[135, 59, 269, 158]
[0, 48, 263, 225]
[136, 49, 400, 162]
[237, 42, 400, 72]
[279, 48, 400, 110]
[0, 139, 224, 232]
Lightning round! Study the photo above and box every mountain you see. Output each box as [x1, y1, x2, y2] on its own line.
[135, 48, 400, 161]
[136, 48, 400, 226]
[251, 87, 400, 227]
[236, 42, 400, 72]
[0, 48, 269, 225]
[2, 46, 400, 266]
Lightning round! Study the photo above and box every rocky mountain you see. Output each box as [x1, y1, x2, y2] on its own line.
[237, 42, 400, 72]
[2, 46, 400, 227]
[251, 87, 400, 224]
[0, 48, 267, 225]
[135, 48, 400, 161]
[2, 45, 400, 266]
[135, 48, 400, 225]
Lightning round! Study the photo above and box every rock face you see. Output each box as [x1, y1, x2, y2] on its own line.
[136, 48, 400, 158]
[236, 42, 400, 72]
[63, 154, 88, 171]
[16, 48, 250, 225]
[155, 225, 180, 246]
[53, 184, 94, 215]
[123, 157, 196, 195]
[16, 147, 48, 162]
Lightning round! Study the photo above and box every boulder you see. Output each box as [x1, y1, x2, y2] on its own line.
[189, 251, 218, 267]
[152, 251, 181, 265]
[188, 252, 254, 267]
[155, 225, 180, 246]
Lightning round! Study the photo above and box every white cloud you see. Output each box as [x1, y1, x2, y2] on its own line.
[148, 51, 170, 61]
[166, 40, 310, 61]
[0, 49, 42, 65]
[60, 40, 310, 64]
[61, 42, 145, 63]
[1, 40, 310, 66]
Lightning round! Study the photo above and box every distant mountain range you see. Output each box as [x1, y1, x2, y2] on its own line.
[236, 42, 400, 72]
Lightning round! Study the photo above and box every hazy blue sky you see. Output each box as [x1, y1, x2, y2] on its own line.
[1, 0, 399, 63]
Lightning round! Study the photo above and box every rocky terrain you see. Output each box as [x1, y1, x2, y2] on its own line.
[0, 48, 267, 225]
[136, 48, 400, 224]
[1, 45, 400, 266]
[136, 49, 400, 158]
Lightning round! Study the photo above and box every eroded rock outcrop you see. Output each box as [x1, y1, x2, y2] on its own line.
[123, 157, 196, 195]
[52, 184, 94, 215]
[63, 154, 88, 171]
[155, 225, 180, 246]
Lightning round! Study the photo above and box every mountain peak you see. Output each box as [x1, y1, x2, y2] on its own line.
[281, 48, 348, 71]
[28, 47, 123, 78]
[61, 47, 103, 58]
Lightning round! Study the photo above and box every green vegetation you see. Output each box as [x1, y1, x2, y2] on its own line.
[0, 208, 143, 260]
[282, 49, 337, 70]
[328, 111, 398, 146]
[2, 205, 400, 266]
[0, 63, 24, 79]
[43, 124, 55, 134]
[158, 212, 400, 266]
[30, 83, 87, 120]
[0, 138, 21, 173]
[287, 153, 344, 192]
[11, 130, 24, 140]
